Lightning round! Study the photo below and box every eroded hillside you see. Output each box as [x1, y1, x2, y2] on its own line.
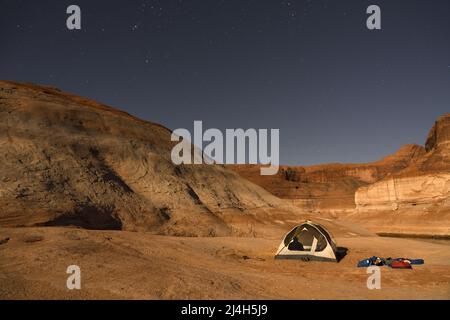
[0, 81, 293, 236]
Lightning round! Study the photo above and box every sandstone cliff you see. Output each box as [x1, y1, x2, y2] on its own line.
[230, 144, 425, 211]
[0, 81, 293, 236]
[355, 114, 450, 212]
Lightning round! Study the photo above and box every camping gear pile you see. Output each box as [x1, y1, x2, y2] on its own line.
[357, 256, 425, 269]
[274, 221, 338, 262]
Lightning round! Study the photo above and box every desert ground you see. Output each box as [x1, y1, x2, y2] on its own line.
[1, 225, 449, 300]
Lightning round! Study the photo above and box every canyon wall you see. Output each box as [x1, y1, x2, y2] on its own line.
[231, 144, 425, 211]
[231, 114, 449, 222]
[355, 174, 450, 210]
[355, 114, 450, 212]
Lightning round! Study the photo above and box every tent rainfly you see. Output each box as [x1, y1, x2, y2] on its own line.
[274, 221, 338, 262]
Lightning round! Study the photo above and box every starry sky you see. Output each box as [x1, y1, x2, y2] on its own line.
[1, 0, 449, 165]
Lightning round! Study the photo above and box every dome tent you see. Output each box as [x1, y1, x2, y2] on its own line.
[274, 221, 338, 262]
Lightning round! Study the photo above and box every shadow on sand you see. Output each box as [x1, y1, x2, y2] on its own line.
[336, 247, 348, 262]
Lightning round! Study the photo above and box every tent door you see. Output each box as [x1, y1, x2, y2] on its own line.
[310, 237, 318, 253]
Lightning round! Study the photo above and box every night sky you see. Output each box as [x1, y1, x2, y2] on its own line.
[1, 0, 449, 165]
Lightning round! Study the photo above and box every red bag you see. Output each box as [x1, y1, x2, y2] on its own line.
[390, 260, 412, 269]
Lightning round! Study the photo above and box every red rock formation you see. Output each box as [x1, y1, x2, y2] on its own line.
[230, 144, 425, 211]
[355, 114, 450, 211]
[231, 114, 449, 235]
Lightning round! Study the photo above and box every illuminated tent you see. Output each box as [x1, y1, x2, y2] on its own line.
[274, 221, 338, 262]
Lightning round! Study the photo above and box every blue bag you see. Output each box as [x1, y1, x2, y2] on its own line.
[357, 258, 371, 267]
[409, 259, 424, 265]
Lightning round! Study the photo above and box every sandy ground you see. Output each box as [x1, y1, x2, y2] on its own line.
[1, 227, 449, 300]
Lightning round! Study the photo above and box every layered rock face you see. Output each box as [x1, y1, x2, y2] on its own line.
[425, 114, 450, 152]
[0, 81, 288, 236]
[355, 175, 449, 210]
[230, 114, 449, 235]
[231, 144, 425, 211]
[355, 114, 450, 211]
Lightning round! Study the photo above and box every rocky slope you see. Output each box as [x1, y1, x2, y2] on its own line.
[355, 114, 450, 211]
[230, 144, 425, 211]
[0, 81, 293, 236]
